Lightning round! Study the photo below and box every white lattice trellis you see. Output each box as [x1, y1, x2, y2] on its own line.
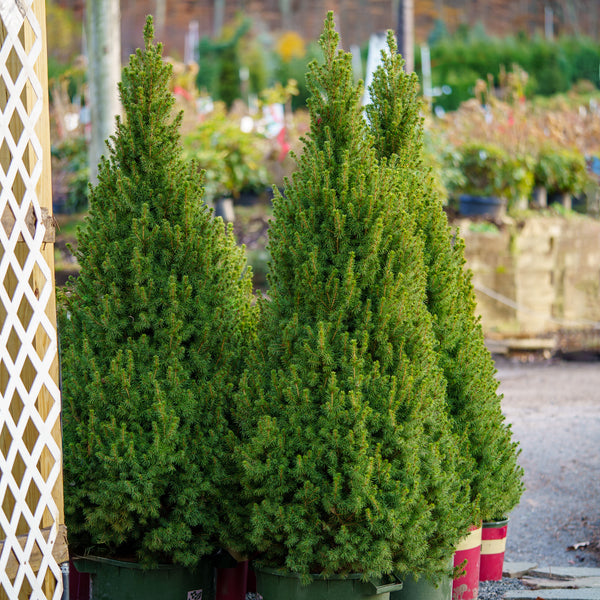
[0, 1, 65, 599]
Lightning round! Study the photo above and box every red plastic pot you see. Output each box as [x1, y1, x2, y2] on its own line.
[479, 518, 509, 582]
[452, 523, 482, 600]
[69, 559, 90, 600]
[216, 560, 249, 600]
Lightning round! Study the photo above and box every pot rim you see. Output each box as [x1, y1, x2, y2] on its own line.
[73, 555, 195, 571]
[482, 517, 509, 528]
[254, 564, 392, 582]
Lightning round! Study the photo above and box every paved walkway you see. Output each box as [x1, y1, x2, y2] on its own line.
[504, 562, 600, 599]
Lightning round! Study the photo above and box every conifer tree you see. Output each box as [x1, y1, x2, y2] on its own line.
[236, 13, 472, 582]
[367, 34, 524, 523]
[59, 17, 255, 566]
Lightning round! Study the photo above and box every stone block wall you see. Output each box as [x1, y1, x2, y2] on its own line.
[459, 216, 600, 336]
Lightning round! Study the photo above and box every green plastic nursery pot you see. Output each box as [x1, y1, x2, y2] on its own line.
[254, 566, 402, 600]
[390, 565, 452, 600]
[73, 555, 215, 600]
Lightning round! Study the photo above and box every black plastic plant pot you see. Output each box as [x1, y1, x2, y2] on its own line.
[458, 195, 506, 219]
[72, 555, 215, 600]
[254, 566, 402, 600]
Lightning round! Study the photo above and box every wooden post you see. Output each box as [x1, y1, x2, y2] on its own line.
[32, 0, 64, 543]
[396, 0, 414, 72]
[85, 0, 121, 184]
[213, 0, 225, 38]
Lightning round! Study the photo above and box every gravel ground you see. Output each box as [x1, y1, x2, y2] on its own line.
[497, 356, 600, 568]
[478, 578, 528, 600]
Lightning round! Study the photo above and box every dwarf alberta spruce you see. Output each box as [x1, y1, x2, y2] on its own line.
[59, 18, 255, 566]
[366, 33, 524, 523]
[236, 14, 472, 582]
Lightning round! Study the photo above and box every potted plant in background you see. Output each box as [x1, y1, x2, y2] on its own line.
[366, 34, 524, 594]
[183, 104, 271, 222]
[59, 18, 255, 600]
[534, 146, 588, 211]
[456, 142, 509, 218]
[451, 143, 534, 216]
[424, 135, 466, 213]
[235, 14, 472, 600]
[501, 154, 535, 212]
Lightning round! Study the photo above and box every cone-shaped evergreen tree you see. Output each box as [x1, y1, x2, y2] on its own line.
[367, 33, 524, 523]
[59, 17, 255, 566]
[236, 14, 472, 582]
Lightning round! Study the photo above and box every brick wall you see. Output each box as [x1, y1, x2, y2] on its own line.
[56, 1, 600, 63]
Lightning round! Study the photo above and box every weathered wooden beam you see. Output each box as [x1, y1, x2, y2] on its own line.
[0, 524, 68, 580]
[1, 204, 55, 243]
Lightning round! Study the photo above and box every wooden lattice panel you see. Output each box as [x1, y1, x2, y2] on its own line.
[0, 1, 64, 599]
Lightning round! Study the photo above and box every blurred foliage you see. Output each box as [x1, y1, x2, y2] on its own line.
[275, 31, 306, 62]
[194, 17, 325, 112]
[196, 18, 251, 108]
[457, 142, 510, 198]
[46, 1, 86, 104]
[46, 1, 82, 75]
[273, 40, 324, 111]
[427, 19, 450, 47]
[421, 121, 465, 202]
[429, 71, 600, 214]
[259, 79, 298, 107]
[501, 153, 535, 207]
[182, 104, 270, 202]
[239, 34, 271, 96]
[534, 146, 589, 195]
[468, 221, 500, 234]
[416, 24, 600, 112]
[45, 14, 600, 220]
[432, 66, 600, 159]
[451, 141, 534, 209]
[51, 137, 90, 214]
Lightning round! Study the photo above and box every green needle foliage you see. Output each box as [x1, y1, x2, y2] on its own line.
[236, 13, 471, 582]
[367, 33, 524, 523]
[59, 17, 255, 566]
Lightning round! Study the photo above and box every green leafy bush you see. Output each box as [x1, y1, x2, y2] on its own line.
[502, 154, 535, 209]
[527, 39, 570, 96]
[534, 146, 589, 195]
[458, 143, 509, 197]
[196, 19, 251, 108]
[418, 29, 600, 112]
[60, 18, 255, 566]
[453, 144, 533, 210]
[563, 37, 600, 86]
[183, 106, 270, 202]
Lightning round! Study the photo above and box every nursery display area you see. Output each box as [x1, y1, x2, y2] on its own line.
[55, 12, 525, 600]
[8, 4, 600, 598]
